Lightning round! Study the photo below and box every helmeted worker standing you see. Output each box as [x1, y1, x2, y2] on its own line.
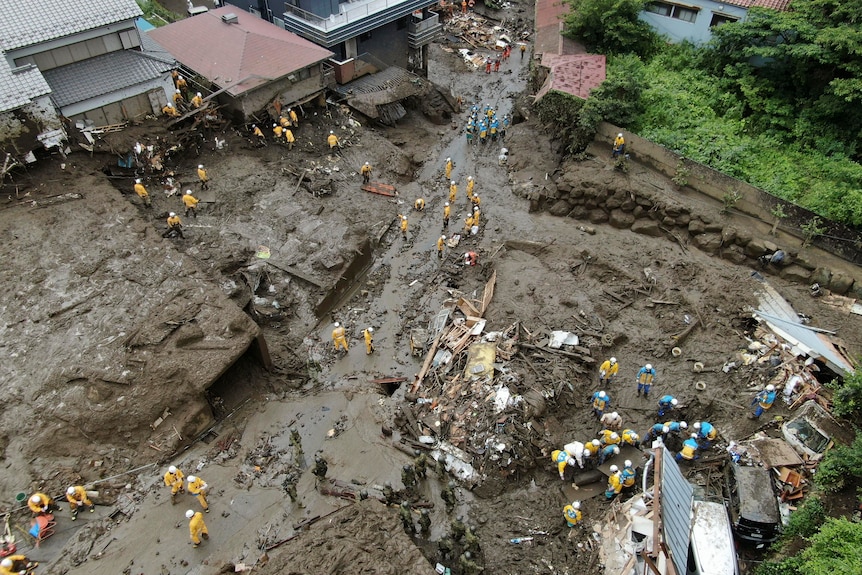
[327, 131, 339, 150]
[636, 364, 656, 398]
[600, 411, 622, 431]
[288, 108, 299, 126]
[443, 202, 451, 228]
[752, 385, 776, 418]
[252, 124, 266, 146]
[449, 181, 458, 203]
[362, 327, 375, 355]
[182, 190, 199, 218]
[134, 178, 151, 207]
[190, 92, 203, 109]
[66, 486, 94, 520]
[471, 206, 480, 227]
[466, 176, 475, 199]
[563, 501, 582, 527]
[590, 390, 610, 418]
[164, 465, 185, 504]
[613, 133, 625, 158]
[284, 128, 295, 150]
[400, 215, 409, 239]
[437, 235, 446, 259]
[605, 466, 623, 499]
[445, 157, 453, 180]
[657, 395, 678, 418]
[273, 123, 284, 142]
[332, 322, 348, 352]
[675, 434, 700, 462]
[186, 509, 209, 547]
[621, 460, 636, 489]
[599, 357, 618, 385]
[197, 164, 209, 190]
[164, 212, 184, 239]
[187, 475, 209, 512]
[360, 162, 372, 184]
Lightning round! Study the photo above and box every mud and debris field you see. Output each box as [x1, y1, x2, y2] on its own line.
[1, 3, 860, 574]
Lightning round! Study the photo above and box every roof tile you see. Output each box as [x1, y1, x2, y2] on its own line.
[0, 59, 52, 113]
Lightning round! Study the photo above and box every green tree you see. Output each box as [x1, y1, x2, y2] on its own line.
[831, 369, 862, 420]
[799, 518, 862, 575]
[579, 54, 648, 130]
[562, 0, 660, 58]
[813, 434, 862, 492]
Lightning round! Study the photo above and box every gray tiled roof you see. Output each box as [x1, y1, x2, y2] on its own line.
[0, 58, 52, 113]
[0, 0, 143, 51]
[42, 50, 171, 108]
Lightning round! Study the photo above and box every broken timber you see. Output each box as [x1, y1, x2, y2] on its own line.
[265, 261, 324, 289]
[519, 342, 595, 363]
[361, 182, 397, 197]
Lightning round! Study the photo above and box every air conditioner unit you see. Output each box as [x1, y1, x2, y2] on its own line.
[287, 74, 297, 82]
[221, 13, 239, 23]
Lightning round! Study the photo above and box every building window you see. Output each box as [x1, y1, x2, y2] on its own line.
[710, 13, 738, 27]
[646, 1, 699, 23]
[359, 31, 372, 41]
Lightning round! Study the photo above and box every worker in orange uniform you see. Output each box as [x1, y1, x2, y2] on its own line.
[187, 475, 209, 512]
[197, 164, 209, 190]
[134, 178, 151, 207]
[461, 0, 467, 12]
[164, 465, 185, 504]
[66, 486, 94, 520]
[520, 44, 526, 59]
[360, 162, 372, 184]
[471, 194, 480, 208]
[1, 556, 38, 575]
[288, 108, 299, 127]
[27, 493, 56, 516]
[400, 215, 409, 239]
[471, 206, 480, 227]
[164, 212, 184, 239]
[464, 251, 478, 266]
[182, 190, 199, 218]
[332, 322, 348, 352]
[273, 123, 284, 142]
[466, 176, 475, 199]
[449, 180, 458, 203]
[162, 102, 179, 118]
[363, 327, 375, 355]
[463, 213, 474, 234]
[172, 89, 185, 109]
[414, 197, 425, 211]
[252, 124, 266, 146]
[175, 75, 188, 96]
[445, 157, 453, 180]
[443, 202, 450, 228]
[284, 128, 295, 150]
[437, 234, 446, 259]
[328, 130, 340, 150]
[186, 509, 209, 548]
[190, 92, 203, 109]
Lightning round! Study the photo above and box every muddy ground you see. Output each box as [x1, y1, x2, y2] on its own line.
[1, 3, 860, 574]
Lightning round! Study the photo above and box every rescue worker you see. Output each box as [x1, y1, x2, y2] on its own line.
[563, 441, 586, 469]
[362, 327, 374, 355]
[164, 465, 185, 504]
[164, 212, 184, 239]
[252, 124, 266, 146]
[605, 465, 623, 499]
[643, 424, 670, 444]
[289, 428, 303, 460]
[162, 102, 180, 117]
[598, 444, 620, 465]
[134, 178, 151, 207]
[636, 364, 656, 398]
[489, 118, 498, 141]
[501, 114, 510, 140]
[187, 475, 209, 512]
[360, 162, 372, 184]
[0, 556, 37, 575]
[443, 202, 451, 228]
[279, 115, 291, 129]
[665, 421, 688, 435]
[437, 235, 446, 259]
[414, 197, 426, 211]
[599, 357, 618, 385]
[478, 121, 488, 145]
[612, 133, 625, 158]
[197, 164, 209, 190]
[401, 464, 417, 493]
[186, 509, 209, 547]
[175, 75, 188, 96]
[466, 176, 475, 198]
[590, 390, 610, 418]
[621, 429, 640, 448]
[657, 395, 678, 418]
[471, 206, 480, 227]
[382, 483, 396, 506]
[563, 500, 582, 527]
[284, 127, 295, 150]
[520, 43, 526, 59]
[752, 385, 776, 418]
[399, 501, 414, 534]
[551, 448, 577, 480]
[273, 123, 284, 142]
[693, 421, 718, 447]
[332, 321, 348, 352]
[66, 485, 94, 520]
[450, 516, 466, 542]
[675, 434, 700, 462]
[419, 509, 431, 534]
[493, 56, 501, 72]
[484, 57, 492, 74]
[27, 493, 55, 516]
[414, 451, 428, 478]
[312, 454, 328, 481]
[172, 88, 185, 108]
[471, 194, 480, 208]
[441, 481, 457, 512]
[449, 180, 458, 203]
[583, 439, 601, 464]
[600, 429, 621, 446]
[190, 92, 203, 109]
[288, 108, 299, 127]
[400, 214, 409, 239]
[182, 190, 199, 218]
[600, 411, 623, 431]
[621, 460, 636, 489]
[445, 157, 453, 180]
[459, 552, 481, 575]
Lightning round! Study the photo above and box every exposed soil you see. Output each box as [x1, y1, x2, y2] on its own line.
[1, 3, 860, 575]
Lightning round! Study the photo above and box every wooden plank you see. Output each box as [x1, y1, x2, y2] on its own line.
[361, 182, 397, 197]
[480, 270, 497, 316]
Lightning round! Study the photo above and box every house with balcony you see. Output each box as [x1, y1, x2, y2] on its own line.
[639, 0, 790, 44]
[0, 0, 175, 128]
[223, 0, 442, 77]
[148, 8, 335, 119]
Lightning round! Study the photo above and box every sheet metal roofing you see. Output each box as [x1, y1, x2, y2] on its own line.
[0, 0, 143, 51]
[0, 59, 52, 113]
[42, 50, 171, 107]
[148, 7, 334, 96]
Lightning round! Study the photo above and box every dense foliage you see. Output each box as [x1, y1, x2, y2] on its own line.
[561, 0, 660, 58]
[559, 0, 862, 226]
[831, 370, 862, 420]
[813, 434, 862, 492]
[757, 518, 862, 575]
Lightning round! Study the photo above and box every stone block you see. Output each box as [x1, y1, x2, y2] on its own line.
[631, 219, 663, 237]
[609, 209, 635, 229]
[548, 199, 572, 217]
[621, 198, 637, 211]
[721, 245, 748, 265]
[588, 209, 609, 224]
[828, 272, 854, 295]
[688, 219, 706, 234]
[721, 227, 737, 245]
[693, 233, 722, 254]
[810, 267, 832, 286]
[780, 265, 812, 283]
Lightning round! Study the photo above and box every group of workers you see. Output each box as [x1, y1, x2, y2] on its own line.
[464, 105, 509, 147]
[130, 165, 210, 239]
[163, 465, 211, 547]
[592, 358, 659, 402]
[161, 69, 206, 118]
[330, 321, 376, 355]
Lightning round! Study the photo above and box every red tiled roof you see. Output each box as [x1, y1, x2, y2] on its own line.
[534, 54, 606, 101]
[721, 0, 792, 11]
[148, 7, 333, 96]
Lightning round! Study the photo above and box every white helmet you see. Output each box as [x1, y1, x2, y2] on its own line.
[473, 206, 479, 212]
[166, 103, 173, 107]
[567, 457, 576, 467]
[67, 486, 76, 495]
[609, 465, 619, 472]
[680, 422, 688, 429]
[186, 509, 195, 519]
[169, 465, 177, 473]
[766, 384, 775, 392]
[645, 364, 653, 370]
[468, 176, 473, 180]
[610, 357, 617, 364]
[671, 398, 678, 406]
[1, 559, 12, 569]
[451, 181, 456, 185]
[612, 446, 620, 454]
[30, 495, 40, 504]
[273, 123, 277, 127]
[196, 92, 202, 97]
[691, 433, 698, 439]
[610, 432, 619, 440]
[624, 460, 632, 468]
[288, 108, 292, 112]
[368, 327, 373, 333]
[618, 133, 623, 137]
[185, 190, 192, 195]
[591, 439, 601, 447]
[365, 161, 369, 165]
[334, 322, 340, 327]
[693, 422, 701, 430]
[198, 164, 204, 169]
[445, 202, 449, 206]
[330, 130, 334, 134]
[446, 157, 451, 161]
[187, 475, 197, 482]
[662, 426, 670, 433]
[175, 89, 181, 94]
[572, 500, 581, 509]
[169, 212, 176, 217]
[598, 391, 606, 398]
[610, 412, 618, 419]
[135, 178, 141, 183]
[441, 235, 447, 240]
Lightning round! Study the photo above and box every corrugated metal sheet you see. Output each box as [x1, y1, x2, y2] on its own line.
[661, 446, 693, 575]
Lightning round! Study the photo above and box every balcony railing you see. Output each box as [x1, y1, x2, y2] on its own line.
[284, 0, 419, 31]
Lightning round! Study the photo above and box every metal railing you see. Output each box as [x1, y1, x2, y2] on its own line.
[284, 0, 418, 31]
